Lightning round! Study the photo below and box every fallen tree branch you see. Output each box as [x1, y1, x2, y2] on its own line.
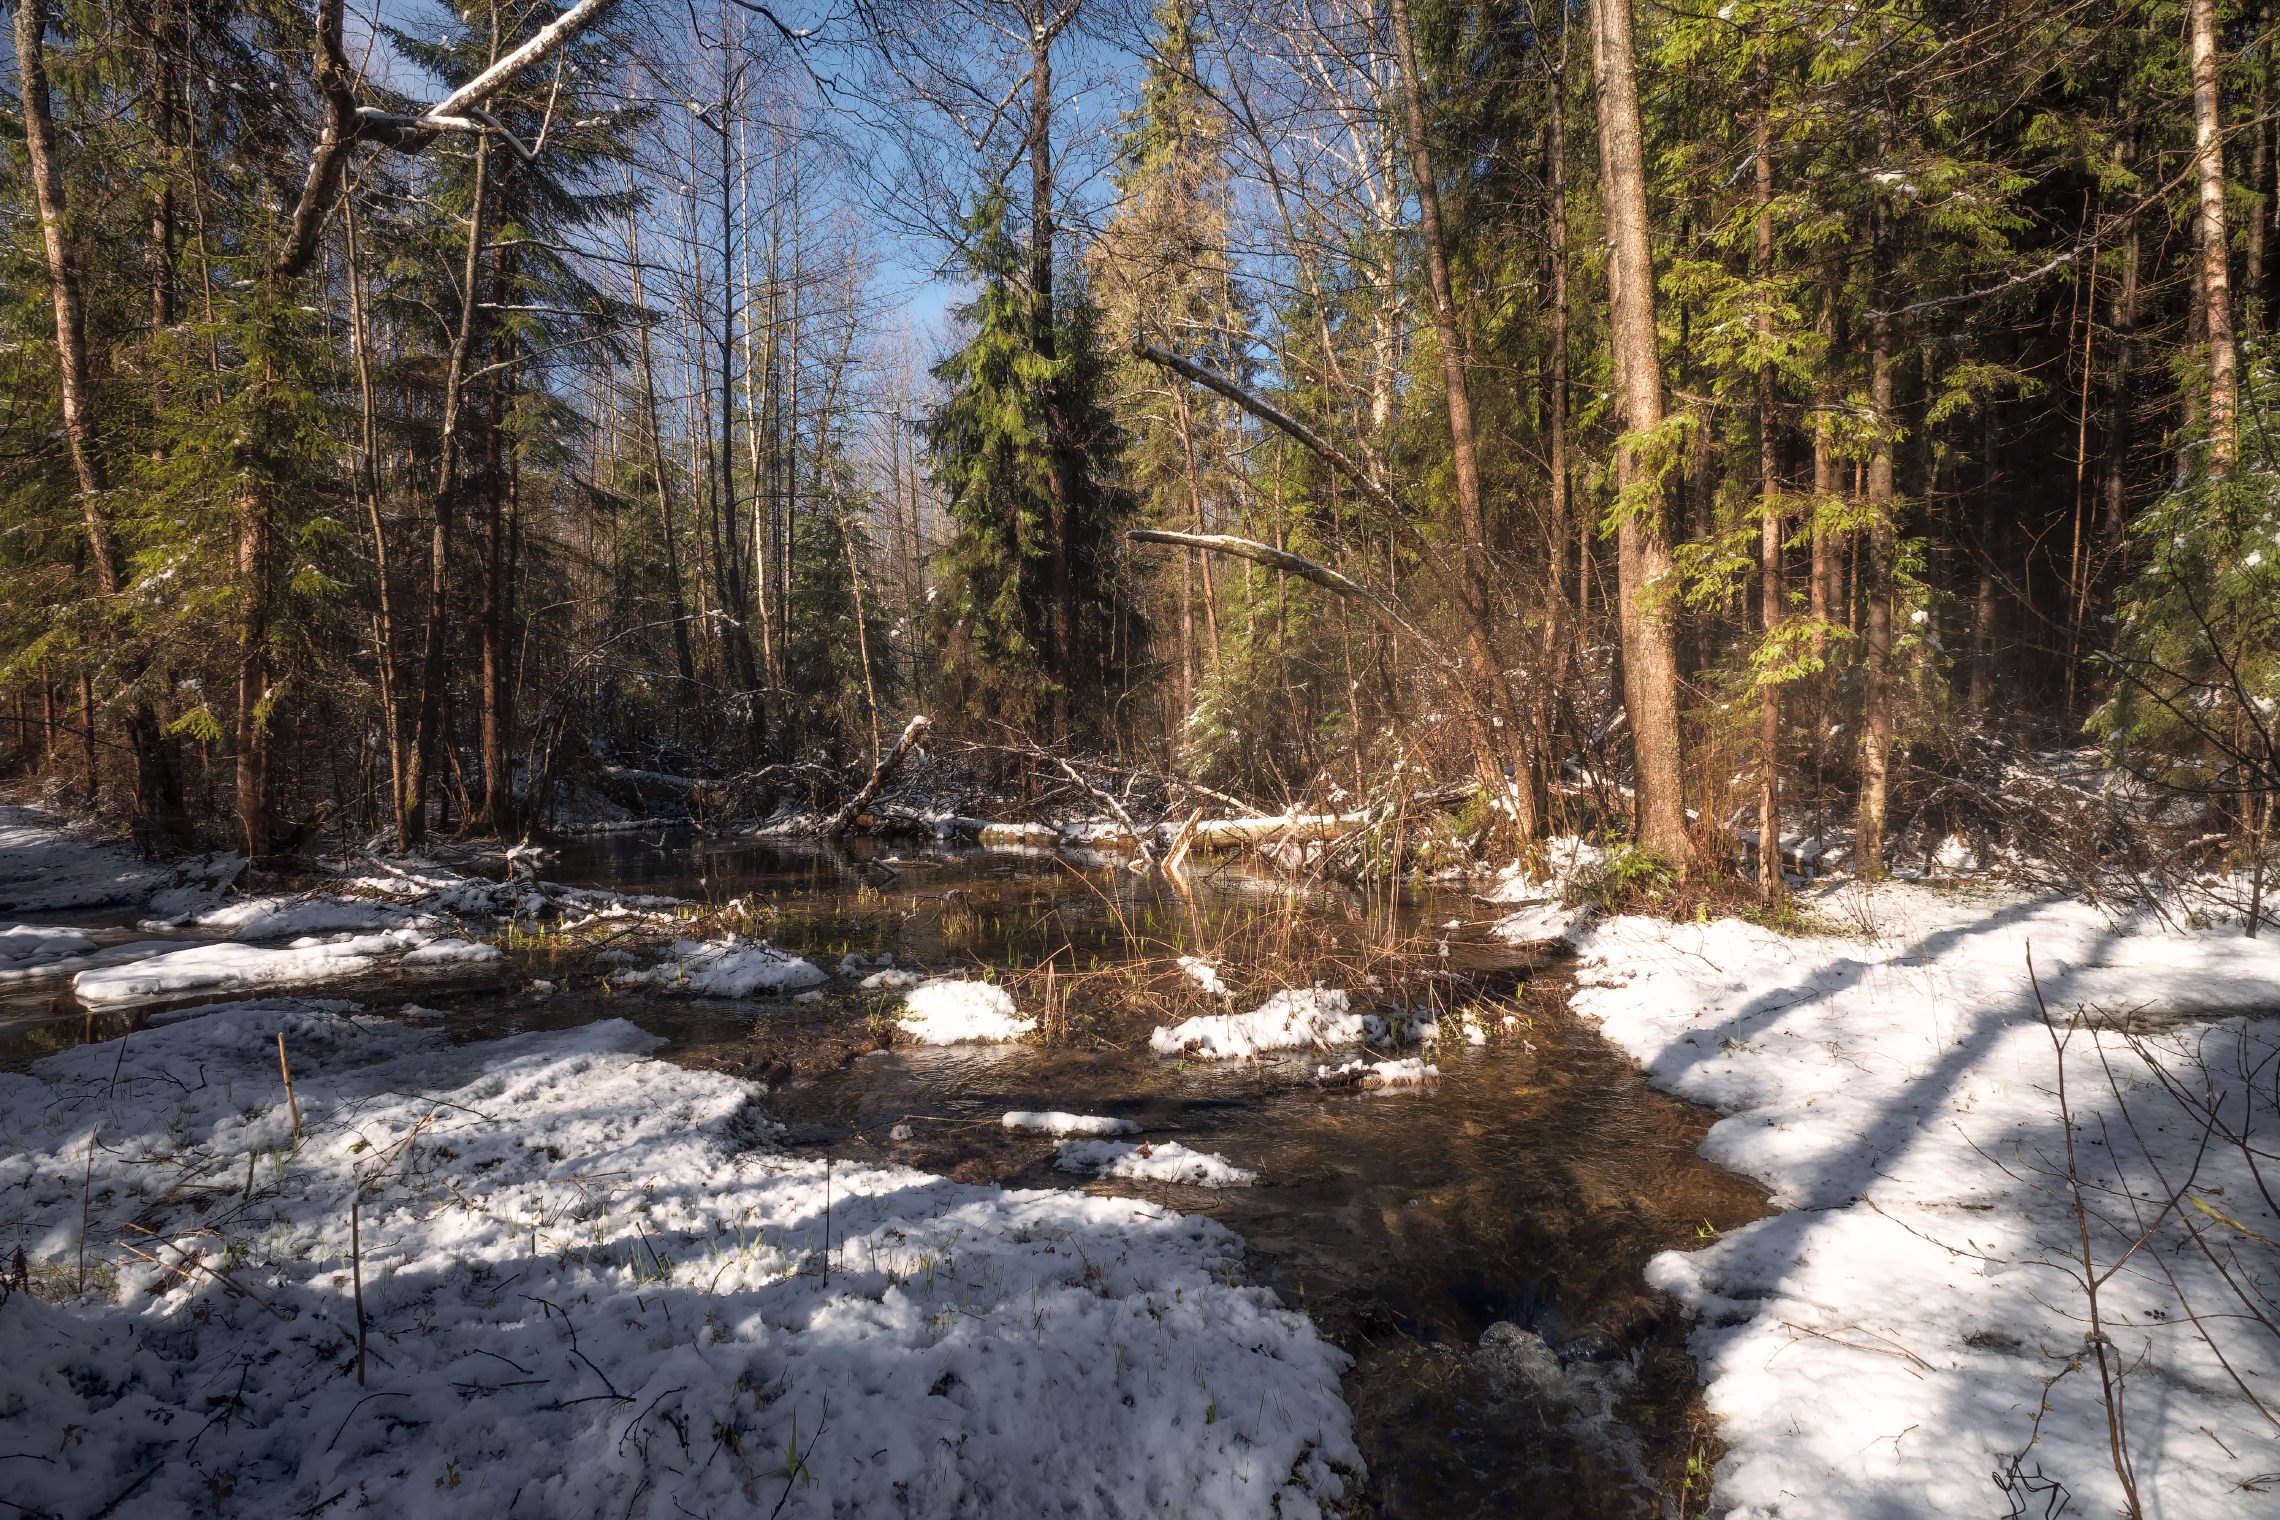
[825, 715, 930, 838]
[1126, 529, 1456, 673]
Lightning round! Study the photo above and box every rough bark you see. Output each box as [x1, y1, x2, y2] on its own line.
[2103, 173, 2141, 549]
[2191, 0, 2238, 471]
[1031, 13, 1074, 740]
[16, 0, 189, 850]
[1588, 0, 1691, 866]
[235, 481, 274, 859]
[1857, 192, 1898, 881]
[1755, 58, 1782, 899]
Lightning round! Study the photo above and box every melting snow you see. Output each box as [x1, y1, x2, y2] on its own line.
[1056, 1139, 1258, 1189]
[897, 978, 1033, 1044]
[1150, 987, 1362, 1058]
[1003, 1110, 1144, 1137]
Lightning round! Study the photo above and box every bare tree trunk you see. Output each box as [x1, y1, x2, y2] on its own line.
[1031, 14, 1074, 740]
[1388, 0, 1485, 559]
[1540, 57, 1574, 781]
[627, 215, 697, 692]
[2251, 4, 2272, 328]
[2103, 164, 2142, 549]
[1755, 52, 1783, 899]
[2192, 0, 2239, 471]
[16, 0, 189, 849]
[1972, 400, 1999, 712]
[1588, 0, 1692, 866]
[235, 479, 274, 858]
[345, 203, 407, 846]
[1857, 190, 1898, 881]
[480, 353, 511, 833]
[404, 128, 492, 847]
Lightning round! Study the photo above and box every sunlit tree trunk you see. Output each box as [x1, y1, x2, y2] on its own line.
[1857, 190, 1897, 881]
[2191, 0, 2237, 471]
[1588, 0, 1691, 866]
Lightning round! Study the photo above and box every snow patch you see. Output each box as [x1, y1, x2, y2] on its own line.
[624, 936, 827, 996]
[71, 929, 431, 1005]
[1003, 1110, 1143, 1138]
[1150, 987, 1361, 1058]
[897, 978, 1033, 1044]
[1056, 1139, 1257, 1188]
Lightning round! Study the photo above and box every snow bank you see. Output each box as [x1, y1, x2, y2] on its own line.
[1570, 883, 2280, 1518]
[1488, 901, 1579, 947]
[155, 892, 431, 939]
[624, 936, 827, 996]
[0, 805, 165, 911]
[71, 929, 431, 1005]
[0, 1002, 1354, 1518]
[1003, 1110, 1144, 1137]
[1057, 1139, 1258, 1189]
[898, 978, 1033, 1044]
[0, 923, 97, 971]
[1150, 987, 1362, 1058]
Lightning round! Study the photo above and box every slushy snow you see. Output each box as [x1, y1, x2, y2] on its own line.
[625, 936, 828, 996]
[1571, 883, 2280, 1518]
[71, 928, 432, 1005]
[0, 1000, 1358, 1518]
[897, 978, 1034, 1044]
[1003, 1110, 1144, 1137]
[1150, 987, 1363, 1058]
[1056, 1139, 1259, 1189]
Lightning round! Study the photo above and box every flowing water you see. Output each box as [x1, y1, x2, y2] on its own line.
[2, 834, 1766, 1517]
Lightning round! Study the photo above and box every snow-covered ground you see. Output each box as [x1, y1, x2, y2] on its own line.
[0, 804, 166, 912]
[1571, 883, 2280, 1518]
[0, 1000, 1359, 1518]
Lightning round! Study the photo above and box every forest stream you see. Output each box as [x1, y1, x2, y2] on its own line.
[2, 837, 1766, 1518]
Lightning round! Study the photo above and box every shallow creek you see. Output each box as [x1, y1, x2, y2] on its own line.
[2, 835, 1765, 1517]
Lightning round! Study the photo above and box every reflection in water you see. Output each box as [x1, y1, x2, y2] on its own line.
[2, 832, 1764, 1516]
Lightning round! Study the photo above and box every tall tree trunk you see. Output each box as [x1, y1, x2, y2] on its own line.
[480, 356, 511, 834]
[627, 216, 698, 691]
[711, 96, 765, 756]
[2192, 0, 2239, 471]
[2252, 4, 2273, 328]
[345, 202, 407, 846]
[1387, 0, 1485, 559]
[1031, 16, 1074, 740]
[1971, 400, 1999, 712]
[1588, 0, 1691, 866]
[235, 479, 274, 858]
[1857, 190, 1898, 881]
[1755, 52, 1783, 899]
[1540, 59, 1574, 783]
[15, 0, 189, 849]
[404, 129, 493, 847]
[2103, 156, 2142, 550]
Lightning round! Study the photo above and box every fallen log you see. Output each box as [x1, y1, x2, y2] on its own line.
[824, 715, 931, 839]
[1185, 812, 1373, 851]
